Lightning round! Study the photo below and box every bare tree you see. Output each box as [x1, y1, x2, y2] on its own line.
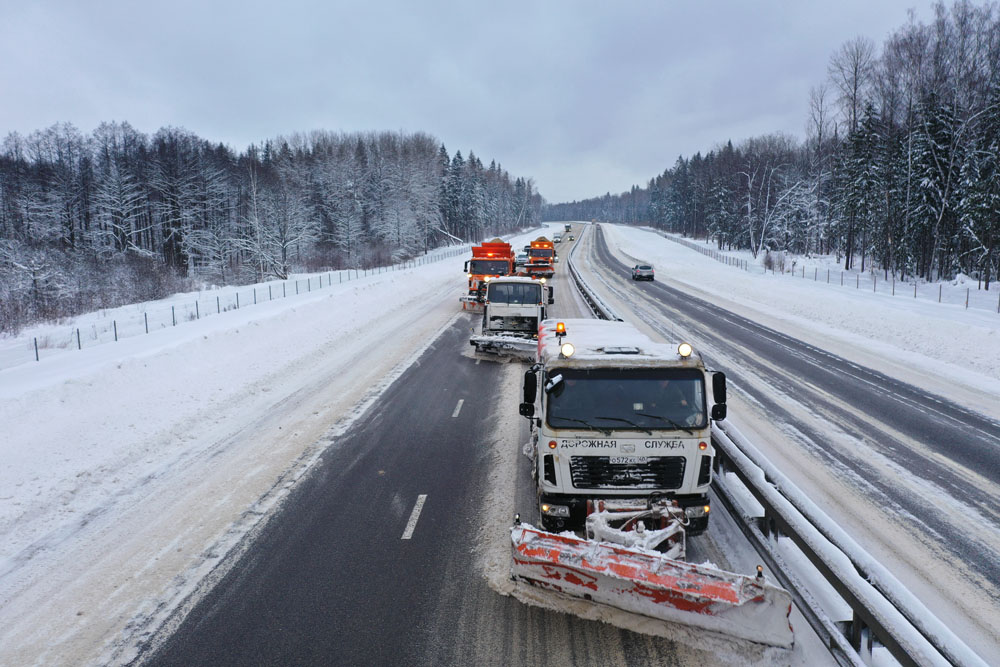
[828, 36, 877, 133]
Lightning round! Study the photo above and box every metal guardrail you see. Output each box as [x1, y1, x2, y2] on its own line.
[566, 223, 987, 667]
[565, 225, 621, 321]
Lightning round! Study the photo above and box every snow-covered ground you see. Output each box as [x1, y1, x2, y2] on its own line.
[2, 220, 996, 664]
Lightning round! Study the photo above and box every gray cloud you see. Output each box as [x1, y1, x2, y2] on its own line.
[1, 0, 926, 201]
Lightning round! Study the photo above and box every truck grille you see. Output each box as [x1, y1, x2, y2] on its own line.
[569, 456, 686, 490]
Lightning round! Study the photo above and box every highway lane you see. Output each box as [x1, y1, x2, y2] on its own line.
[141, 228, 766, 666]
[582, 223, 1000, 661]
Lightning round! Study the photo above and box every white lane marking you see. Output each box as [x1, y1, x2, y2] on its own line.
[401, 494, 427, 539]
[452, 399, 465, 418]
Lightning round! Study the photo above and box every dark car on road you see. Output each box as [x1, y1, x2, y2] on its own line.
[631, 264, 654, 281]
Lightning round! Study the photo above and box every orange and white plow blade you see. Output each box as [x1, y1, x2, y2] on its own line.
[511, 525, 794, 648]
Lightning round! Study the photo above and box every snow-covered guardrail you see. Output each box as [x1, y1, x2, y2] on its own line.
[566, 225, 621, 321]
[712, 421, 987, 667]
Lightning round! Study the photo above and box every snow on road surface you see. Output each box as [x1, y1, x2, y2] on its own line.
[2, 220, 996, 664]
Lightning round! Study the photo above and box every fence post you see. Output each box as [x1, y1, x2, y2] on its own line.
[172, 306, 176, 326]
[939, 284, 942, 303]
[269, 285, 272, 300]
[308, 278, 311, 292]
[254, 288, 257, 305]
[892, 278, 895, 296]
[814, 268, 817, 281]
[873, 276, 876, 293]
[35, 337, 39, 361]
[114, 320, 118, 341]
[856, 274, 859, 289]
[283, 283, 287, 298]
[914, 283, 917, 298]
[296, 281, 299, 295]
[196, 301, 200, 319]
[841, 271, 844, 286]
[236, 293, 240, 309]
[217, 296, 220, 313]
[145, 313, 149, 333]
[966, 288, 969, 309]
[340, 272, 342, 283]
[78, 328, 82, 349]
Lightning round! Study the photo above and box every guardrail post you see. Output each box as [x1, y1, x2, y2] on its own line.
[77, 328, 82, 348]
[172, 306, 176, 325]
[145, 313, 148, 333]
[113, 320, 118, 341]
[35, 337, 39, 361]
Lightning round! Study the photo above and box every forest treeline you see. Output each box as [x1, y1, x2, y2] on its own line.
[545, 1, 1000, 289]
[0, 125, 542, 333]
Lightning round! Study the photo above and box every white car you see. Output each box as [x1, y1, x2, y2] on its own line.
[631, 265, 654, 281]
[515, 252, 529, 267]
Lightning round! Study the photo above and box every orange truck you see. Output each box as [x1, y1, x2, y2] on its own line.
[523, 236, 556, 279]
[461, 238, 515, 309]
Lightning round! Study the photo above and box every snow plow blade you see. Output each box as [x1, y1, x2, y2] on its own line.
[460, 295, 483, 311]
[510, 524, 794, 648]
[470, 335, 537, 360]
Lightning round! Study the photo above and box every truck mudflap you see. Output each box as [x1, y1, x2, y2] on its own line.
[510, 524, 794, 649]
[470, 334, 537, 360]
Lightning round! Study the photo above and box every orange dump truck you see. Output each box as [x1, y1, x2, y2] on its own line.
[523, 236, 555, 279]
[461, 238, 515, 309]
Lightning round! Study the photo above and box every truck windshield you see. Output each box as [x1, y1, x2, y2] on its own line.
[487, 282, 541, 304]
[545, 368, 706, 431]
[529, 249, 554, 258]
[469, 259, 511, 275]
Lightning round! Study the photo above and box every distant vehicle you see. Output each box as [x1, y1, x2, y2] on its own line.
[553, 232, 563, 243]
[564, 224, 572, 231]
[567, 234, 575, 241]
[631, 264, 654, 281]
[515, 252, 528, 267]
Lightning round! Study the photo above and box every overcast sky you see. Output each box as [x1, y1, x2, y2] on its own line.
[1, 0, 930, 202]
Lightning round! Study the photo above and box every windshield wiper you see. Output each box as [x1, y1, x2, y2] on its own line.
[593, 416, 653, 436]
[552, 416, 612, 436]
[634, 412, 694, 435]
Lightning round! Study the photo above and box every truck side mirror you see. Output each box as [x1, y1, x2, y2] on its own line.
[519, 402, 535, 418]
[523, 370, 537, 403]
[712, 372, 727, 405]
[711, 404, 727, 421]
[463, 260, 469, 272]
[548, 286, 554, 304]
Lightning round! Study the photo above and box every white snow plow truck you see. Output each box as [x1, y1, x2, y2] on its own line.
[470, 276, 553, 359]
[511, 319, 793, 648]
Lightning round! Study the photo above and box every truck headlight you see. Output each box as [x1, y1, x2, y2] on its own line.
[541, 503, 570, 517]
[684, 505, 710, 519]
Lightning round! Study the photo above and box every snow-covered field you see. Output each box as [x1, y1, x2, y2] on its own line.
[2, 220, 997, 664]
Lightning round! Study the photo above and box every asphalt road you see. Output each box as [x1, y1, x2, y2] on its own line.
[140, 229, 756, 666]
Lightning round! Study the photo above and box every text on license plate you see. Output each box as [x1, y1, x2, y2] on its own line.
[610, 456, 648, 464]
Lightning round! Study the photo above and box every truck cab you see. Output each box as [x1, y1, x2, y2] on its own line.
[520, 319, 727, 534]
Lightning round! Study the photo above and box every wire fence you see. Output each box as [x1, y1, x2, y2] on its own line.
[662, 233, 1000, 315]
[10, 245, 471, 368]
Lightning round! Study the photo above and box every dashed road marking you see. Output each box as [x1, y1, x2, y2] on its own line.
[452, 399, 464, 418]
[401, 494, 427, 540]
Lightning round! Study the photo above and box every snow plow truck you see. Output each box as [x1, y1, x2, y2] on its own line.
[521, 237, 555, 280]
[511, 319, 794, 648]
[470, 276, 553, 359]
[461, 239, 515, 310]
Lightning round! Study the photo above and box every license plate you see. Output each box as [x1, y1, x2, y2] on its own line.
[610, 456, 648, 464]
